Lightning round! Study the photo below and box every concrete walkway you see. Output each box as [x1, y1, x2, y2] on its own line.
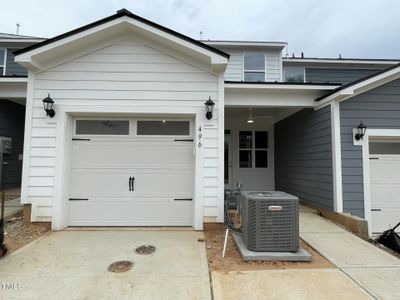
[1, 197, 23, 219]
[300, 206, 400, 300]
[0, 230, 211, 300]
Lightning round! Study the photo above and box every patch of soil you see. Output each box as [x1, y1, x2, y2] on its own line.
[204, 223, 335, 272]
[3, 212, 49, 254]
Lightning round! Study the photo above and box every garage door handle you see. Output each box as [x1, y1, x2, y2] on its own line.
[174, 198, 193, 201]
[371, 209, 381, 211]
[129, 177, 132, 191]
[132, 176, 135, 191]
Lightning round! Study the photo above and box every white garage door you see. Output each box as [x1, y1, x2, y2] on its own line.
[68, 119, 194, 226]
[370, 142, 400, 233]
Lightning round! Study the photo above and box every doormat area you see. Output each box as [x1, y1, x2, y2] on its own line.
[203, 223, 335, 272]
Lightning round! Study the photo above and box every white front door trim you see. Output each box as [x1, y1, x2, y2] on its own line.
[353, 128, 400, 236]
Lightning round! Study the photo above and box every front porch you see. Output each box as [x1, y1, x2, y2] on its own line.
[224, 83, 337, 213]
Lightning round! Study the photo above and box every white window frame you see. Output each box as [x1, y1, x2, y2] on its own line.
[73, 118, 131, 138]
[283, 66, 306, 83]
[134, 119, 193, 138]
[0, 48, 6, 76]
[238, 130, 269, 169]
[243, 52, 266, 82]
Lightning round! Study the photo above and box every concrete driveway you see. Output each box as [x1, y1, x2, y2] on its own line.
[0, 230, 211, 300]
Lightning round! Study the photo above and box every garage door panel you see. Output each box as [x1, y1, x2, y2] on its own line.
[70, 170, 193, 197]
[370, 154, 400, 233]
[69, 200, 192, 226]
[71, 142, 193, 167]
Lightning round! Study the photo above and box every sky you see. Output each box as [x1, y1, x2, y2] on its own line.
[1, 0, 400, 59]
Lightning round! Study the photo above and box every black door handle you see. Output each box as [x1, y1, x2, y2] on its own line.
[132, 176, 135, 191]
[129, 176, 132, 191]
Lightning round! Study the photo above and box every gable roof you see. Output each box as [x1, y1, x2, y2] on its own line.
[14, 9, 229, 59]
[315, 63, 400, 105]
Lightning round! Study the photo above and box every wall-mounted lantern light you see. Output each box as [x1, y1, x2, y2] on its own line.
[355, 120, 367, 141]
[204, 97, 215, 120]
[42, 94, 55, 118]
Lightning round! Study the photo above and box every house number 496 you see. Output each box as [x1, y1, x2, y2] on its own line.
[198, 126, 202, 148]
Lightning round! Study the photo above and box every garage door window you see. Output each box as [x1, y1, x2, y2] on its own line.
[137, 121, 190, 136]
[75, 120, 129, 135]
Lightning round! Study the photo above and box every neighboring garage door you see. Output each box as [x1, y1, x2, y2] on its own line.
[69, 119, 194, 226]
[369, 141, 400, 233]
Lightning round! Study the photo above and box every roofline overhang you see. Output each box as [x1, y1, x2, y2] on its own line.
[283, 57, 400, 65]
[203, 40, 287, 49]
[225, 81, 340, 91]
[0, 38, 45, 43]
[0, 76, 28, 83]
[315, 63, 400, 109]
[14, 9, 229, 62]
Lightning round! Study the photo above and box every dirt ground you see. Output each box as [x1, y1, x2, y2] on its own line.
[204, 223, 335, 272]
[3, 212, 49, 254]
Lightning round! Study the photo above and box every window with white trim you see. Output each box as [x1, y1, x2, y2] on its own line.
[243, 52, 265, 82]
[0, 48, 5, 76]
[239, 131, 268, 168]
[284, 66, 305, 82]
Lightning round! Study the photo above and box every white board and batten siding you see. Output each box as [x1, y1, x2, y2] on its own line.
[222, 48, 282, 82]
[21, 37, 224, 228]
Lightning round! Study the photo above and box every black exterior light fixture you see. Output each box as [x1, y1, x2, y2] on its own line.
[42, 94, 55, 118]
[204, 97, 215, 120]
[355, 120, 367, 141]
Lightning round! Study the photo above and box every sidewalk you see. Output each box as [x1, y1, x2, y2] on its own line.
[300, 206, 400, 300]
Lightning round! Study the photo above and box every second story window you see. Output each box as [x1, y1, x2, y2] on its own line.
[284, 66, 305, 82]
[243, 52, 265, 82]
[0, 48, 5, 76]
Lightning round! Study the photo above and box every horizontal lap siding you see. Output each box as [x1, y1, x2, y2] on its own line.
[305, 68, 380, 84]
[340, 78, 400, 217]
[223, 50, 242, 81]
[27, 39, 220, 219]
[0, 100, 25, 188]
[5, 48, 28, 76]
[275, 107, 333, 210]
[221, 48, 281, 82]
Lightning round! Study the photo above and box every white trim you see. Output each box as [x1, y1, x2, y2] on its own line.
[283, 58, 400, 65]
[20, 71, 35, 205]
[15, 16, 228, 70]
[316, 65, 400, 109]
[2, 48, 7, 76]
[204, 41, 287, 49]
[217, 74, 225, 222]
[225, 83, 339, 90]
[0, 38, 45, 43]
[0, 77, 27, 82]
[330, 102, 343, 212]
[354, 128, 400, 237]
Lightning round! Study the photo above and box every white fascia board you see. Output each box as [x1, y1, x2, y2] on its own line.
[283, 58, 400, 65]
[0, 38, 45, 43]
[204, 41, 287, 49]
[0, 77, 27, 83]
[15, 16, 228, 70]
[224, 83, 339, 91]
[316, 66, 400, 110]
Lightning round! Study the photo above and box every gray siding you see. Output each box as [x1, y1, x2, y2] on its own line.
[5, 48, 27, 76]
[275, 106, 333, 210]
[340, 78, 400, 217]
[0, 100, 25, 188]
[306, 68, 380, 84]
